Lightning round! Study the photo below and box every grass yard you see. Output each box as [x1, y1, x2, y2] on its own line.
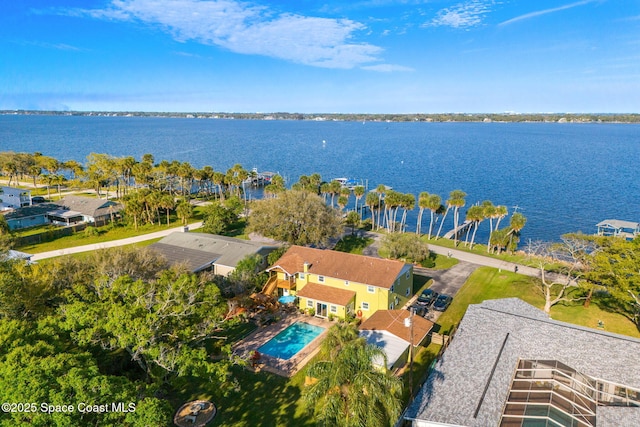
[434, 266, 640, 338]
[333, 234, 374, 254]
[16, 206, 206, 253]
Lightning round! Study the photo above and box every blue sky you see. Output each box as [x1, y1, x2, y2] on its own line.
[1, 0, 638, 113]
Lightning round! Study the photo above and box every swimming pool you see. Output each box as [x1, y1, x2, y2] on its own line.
[258, 322, 325, 360]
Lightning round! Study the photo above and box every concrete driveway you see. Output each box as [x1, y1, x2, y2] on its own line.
[416, 261, 478, 297]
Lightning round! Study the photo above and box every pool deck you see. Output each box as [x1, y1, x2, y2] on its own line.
[233, 313, 331, 377]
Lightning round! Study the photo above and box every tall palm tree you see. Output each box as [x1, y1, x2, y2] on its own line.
[303, 332, 402, 427]
[375, 184, 387, 230]
[507, 212, 527, 252]
[449, 190, 467, 246]
[426, 194, 442, 239]
[353, 185, 365, 217]
[400, 193, 415, 232]
[465, 205, 485, 248]
[416, 192, 430, 235]
[435, 192, 454, 240]
[365, 192, 378, 229]
[494, 205, 508, 231]
[329, 180, 342, 208]
[482, 201, 496, 252]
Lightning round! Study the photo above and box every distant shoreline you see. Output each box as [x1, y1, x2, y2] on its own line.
[2, 110, 640, 124]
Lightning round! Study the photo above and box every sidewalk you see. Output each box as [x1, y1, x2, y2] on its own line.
[30, 222, 203, 261]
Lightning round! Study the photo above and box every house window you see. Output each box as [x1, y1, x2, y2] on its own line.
[367, 285, 375, 293]
[318, 275, 325, 283]
[389, 302, 394, 310]
[405, 287, 410, 296]
[345, 280, 349, 286]
[362, 302, 370, 311]
[406, 270, 410, 279]
[390, 285, 394, 293]
[299, 273, 305, 279]
[307, 300, 313, 308]
[330, 305, 337, 314]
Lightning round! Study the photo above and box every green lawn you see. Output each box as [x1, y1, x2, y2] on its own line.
[16, 207, 206, 254]
[434, 266, 640, 338]
[333, 235, 374, 254]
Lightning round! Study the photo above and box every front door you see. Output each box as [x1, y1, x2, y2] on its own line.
[316, 302, 327, 318]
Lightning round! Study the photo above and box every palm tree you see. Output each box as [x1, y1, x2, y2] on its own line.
[353, 185, 365, 217]
[176, 199, 193, 226]
[465, 205, 485, 248]
[303, 330, 402, 427]
[329, 180, 342, 207]
[494, 205, 508, 231]
[365, 192, 378, 229]
[435, 192, 454, 239]
[507, 212, 527, 252]
[481, 201, 496, 252]
[159, 194, 175, 225]
[416, 192, 430, 235]
[399, 193, 415, 232]
[375, 184, 386, 230]
[449, 190, 466, 246]
[426, 194, 442, 240]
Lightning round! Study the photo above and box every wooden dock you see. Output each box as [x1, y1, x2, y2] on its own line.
[443, 220, 473, 240]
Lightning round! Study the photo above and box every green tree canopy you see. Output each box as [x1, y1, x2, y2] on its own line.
[247, 190, 342, 247]
[303, 324, 402, 427]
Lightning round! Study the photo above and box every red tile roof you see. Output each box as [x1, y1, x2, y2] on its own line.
[269, 245, 408, 289]
[360, 310, 433, 344]
[296, 282, 356, 306]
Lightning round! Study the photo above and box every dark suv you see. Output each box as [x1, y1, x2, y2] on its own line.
[417, 288, 438, 306]
[433, 294, 453, 311]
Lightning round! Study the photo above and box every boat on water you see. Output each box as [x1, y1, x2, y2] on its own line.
[332, 177, 363, 190]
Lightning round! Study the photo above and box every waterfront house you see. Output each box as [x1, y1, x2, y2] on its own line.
[0, 186, 31, 210]
[51, 195, 122, 226]
[359, 309, 433, 370]
[404, 298, 640, 427]
[263, 246, 413, 320]
[149, 232, 279, 276]
[596, 219, 640, 240]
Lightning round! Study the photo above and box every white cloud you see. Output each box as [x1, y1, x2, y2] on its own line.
[499, 0, 596, 26]
[427, 1, 494, 29]
[64, 0, 386, 69]
[361, 63, 414, 72]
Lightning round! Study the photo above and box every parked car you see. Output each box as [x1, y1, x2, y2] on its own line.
[433, 294, 453, 311]
[408, 304, 428, 318]
[31, 196, 46, 204]
[417, 288, 438, 306]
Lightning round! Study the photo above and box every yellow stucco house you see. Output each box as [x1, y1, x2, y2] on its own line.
[263, 246, 413, 320]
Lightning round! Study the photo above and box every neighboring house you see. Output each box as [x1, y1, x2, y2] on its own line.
[52, 196, 122, 226]
[264, 246, 413, 320]
[404, 298, 640, 427]
[0, 186, 31, 210]
[359, 309, 433, 370]
[596, 219, 640, 240]
[2, 203, 59, 230]
[149, 232, 279, 276]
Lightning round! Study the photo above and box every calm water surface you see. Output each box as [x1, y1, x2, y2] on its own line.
[1, 115, 638, 243]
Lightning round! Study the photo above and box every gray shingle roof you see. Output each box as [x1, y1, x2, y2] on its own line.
[405, 298, 640, 426]
[54, 195, 121, 218]
[150, 232, 278, 272]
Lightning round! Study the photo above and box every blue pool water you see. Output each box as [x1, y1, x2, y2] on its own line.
[258, 322, 325, 360]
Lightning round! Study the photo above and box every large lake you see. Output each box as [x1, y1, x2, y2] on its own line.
[1, 115, 638, 243]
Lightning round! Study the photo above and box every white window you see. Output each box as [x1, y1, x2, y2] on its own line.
[390, 285, 394, 293]
[389, 302, 394, 310]
[318, 275, 325, 283]
[406, 270, 410, 279]
[330, 305, 337, 314]
[345, 280, 349, 286]
[307, 300, 313, 308]
[405, 287, 410, 296]
[299, 273, 305, 279]
[367, 285, 375, 293]
[362, 302, 370, 310]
